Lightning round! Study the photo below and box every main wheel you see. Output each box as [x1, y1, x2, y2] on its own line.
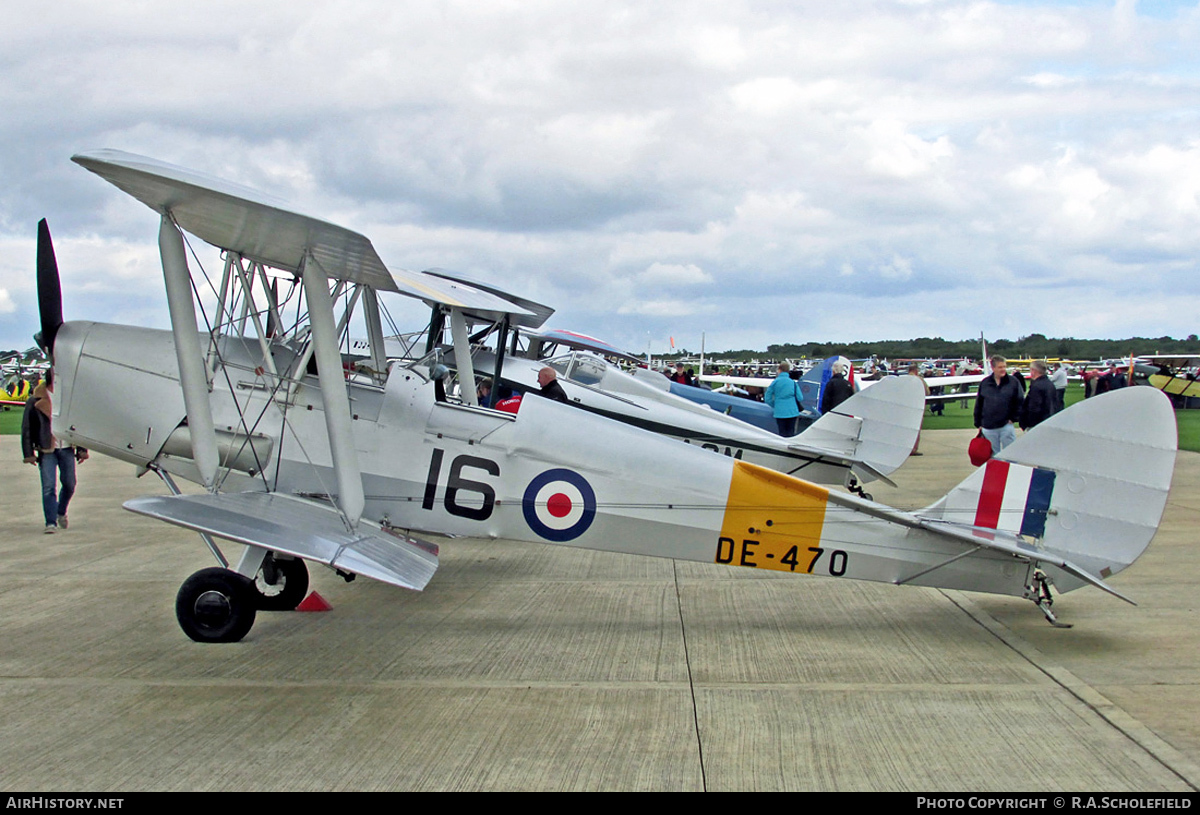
[176, 567, 258, 643]
[254, 556, 310, 611]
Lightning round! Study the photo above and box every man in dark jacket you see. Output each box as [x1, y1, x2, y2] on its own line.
[21, 374, 88, 534]
[820, 362, 855, 415]
[974, 355, 1023, 454]
[536, 367, 570, 403]
[1020, 360, 1057, 430]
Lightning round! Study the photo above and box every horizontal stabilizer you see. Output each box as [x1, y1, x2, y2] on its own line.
[823, 488, 1135, 603]
[792, 374, 926, 483]
[915, 517, 1136, 604]
[124, 492, 438, 591]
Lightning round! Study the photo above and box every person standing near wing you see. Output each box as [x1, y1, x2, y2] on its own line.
[1049, 363, 1068, 412]
[764, 361, 802, 437]
[907, 362, 930, 456]
[21, 372, 88, 534]
[820, 361, 854, 415]
[1020, 360, 1057, 431]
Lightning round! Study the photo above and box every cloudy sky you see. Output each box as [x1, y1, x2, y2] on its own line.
[2, 0, 1198, 356]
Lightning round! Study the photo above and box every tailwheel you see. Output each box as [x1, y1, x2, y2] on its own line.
[254, 555, 310, 611]
[176, 567, 258, 643]
[1029, 569, 1073, 629]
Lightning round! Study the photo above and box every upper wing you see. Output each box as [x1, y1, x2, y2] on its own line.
[73, 149, 542, 324]
[73, 149, 397, 292]
[923, 373, 987, 389]
[524, 327, 643, 362]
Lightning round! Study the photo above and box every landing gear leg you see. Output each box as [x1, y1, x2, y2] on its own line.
[1027, 570, 1073, 628]
[254, 554, 310, 611]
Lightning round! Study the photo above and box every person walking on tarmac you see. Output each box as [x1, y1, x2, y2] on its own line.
[21, 371, 88, 534]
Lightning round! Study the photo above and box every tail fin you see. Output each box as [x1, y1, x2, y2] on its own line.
[921, 387, 1176, 595]
[793, 374, 926, 483]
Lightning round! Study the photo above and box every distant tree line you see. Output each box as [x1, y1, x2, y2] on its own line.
[663, 333, 1200, 364]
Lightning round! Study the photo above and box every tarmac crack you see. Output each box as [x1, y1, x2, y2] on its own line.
[673, 558, 708, 792]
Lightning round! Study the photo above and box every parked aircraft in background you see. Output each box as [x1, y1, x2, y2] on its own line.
[1, 352, 49, 407]
[1134, 355, 1200, 405]
[703, 346, 991, 408]
[453, 335, 924, 496]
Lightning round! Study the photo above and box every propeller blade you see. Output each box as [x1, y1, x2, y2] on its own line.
[36, 218, 63, 355]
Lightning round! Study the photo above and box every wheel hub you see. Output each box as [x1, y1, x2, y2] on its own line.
[193, 589, 233, 628]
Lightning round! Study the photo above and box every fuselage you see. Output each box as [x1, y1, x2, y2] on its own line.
[49, 320, 1040, 599]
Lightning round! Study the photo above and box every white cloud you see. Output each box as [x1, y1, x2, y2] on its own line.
[616, 298, 715, 317]
[2, 0, 1199, 351]
[860, 120, 955, 179]
[637, 262, 713, 286]
[729, 77, 804, 116]
[879, 255, 915, 281]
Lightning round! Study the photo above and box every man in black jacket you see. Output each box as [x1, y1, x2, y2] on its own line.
[1020, 360, 1057, 430]
[820, 361, 855, 415]
[536, 367, 570, 403]
[21, 373, 88, 534]
[974, 356, 1023, 454]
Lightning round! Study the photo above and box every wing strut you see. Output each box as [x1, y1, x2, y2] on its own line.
[449, 307, 478, 406]
[300, 254, 365, 528]
[361, 286, 388, 383]
[160, 215, 220, 490]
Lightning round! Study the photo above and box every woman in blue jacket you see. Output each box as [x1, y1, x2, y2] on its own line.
[764, 362, 802, 437]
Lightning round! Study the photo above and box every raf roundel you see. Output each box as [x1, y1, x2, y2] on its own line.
[522, 468, 597, 542]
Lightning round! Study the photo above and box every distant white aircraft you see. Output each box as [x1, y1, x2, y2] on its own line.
[702, 340, 993, 407]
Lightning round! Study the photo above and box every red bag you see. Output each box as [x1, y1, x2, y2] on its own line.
[968, 431, 993, 467]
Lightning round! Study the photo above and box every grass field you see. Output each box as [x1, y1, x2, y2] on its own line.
[0, 405, 21, 436]
[4, 384, 1199, 451]
[923, 382, 1200, 452]
[921, 382, 1085, 431]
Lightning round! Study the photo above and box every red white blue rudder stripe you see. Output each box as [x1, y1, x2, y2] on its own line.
[942, 459, 1056, 538]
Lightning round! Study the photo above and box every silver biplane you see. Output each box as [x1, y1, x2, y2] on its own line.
[40, 149, 1177, 642]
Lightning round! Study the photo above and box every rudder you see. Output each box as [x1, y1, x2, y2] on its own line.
[922, 387, 1176, 592]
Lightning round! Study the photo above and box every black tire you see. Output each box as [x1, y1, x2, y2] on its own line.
[175, 567, 258, 643]
[254, 556, 310, 611]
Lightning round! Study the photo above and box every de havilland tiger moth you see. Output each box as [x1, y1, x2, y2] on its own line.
[35, 149, 1177, 642]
